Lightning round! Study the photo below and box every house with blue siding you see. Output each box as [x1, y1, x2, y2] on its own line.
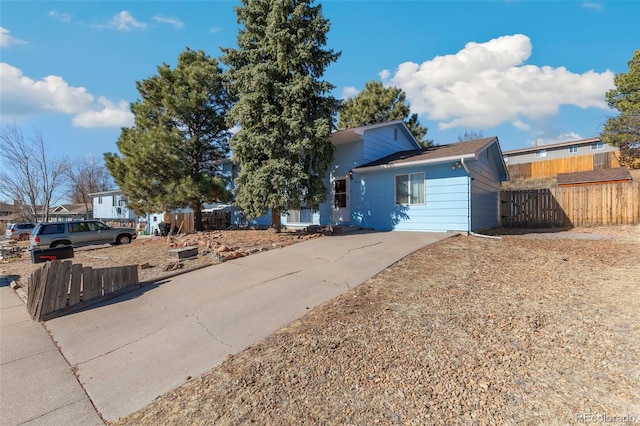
[89, 190, 139, 228]
[280, 120, 509, 233]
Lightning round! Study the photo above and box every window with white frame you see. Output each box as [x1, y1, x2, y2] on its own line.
[395, 172, 425, 205]
[98, 196, 102, 204]
[569, 145, 578, 153]
[535, 149, 547, 158]
[591, 141, 604, 150]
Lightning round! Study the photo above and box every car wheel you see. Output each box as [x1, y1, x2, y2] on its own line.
[117, 235, 132, 245]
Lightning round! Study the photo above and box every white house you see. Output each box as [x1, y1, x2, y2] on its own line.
[89, 190, 138, 228]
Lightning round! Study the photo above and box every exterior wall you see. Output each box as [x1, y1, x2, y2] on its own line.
[92, 193, 137, 221]
[466, 148, 503, 231]
[362, 125, 417, 163]
[353, 163, 470, 232]
[504, 142, 617, 165]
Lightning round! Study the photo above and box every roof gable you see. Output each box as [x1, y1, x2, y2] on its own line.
[330, 120, 421, 149]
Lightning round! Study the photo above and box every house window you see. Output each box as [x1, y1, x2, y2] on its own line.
[98, 197, 102, 205]
[569, 145, 578, 153]
[591, 141, 604, 150]
[393, 128, 398, 141]
[395, 172, 425, 205]
[535, 150, 547, 158]
[112, 197, 117, 207]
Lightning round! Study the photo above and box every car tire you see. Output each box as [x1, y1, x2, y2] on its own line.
[51, 242, 70, 249]
[117, 235, 132, 245]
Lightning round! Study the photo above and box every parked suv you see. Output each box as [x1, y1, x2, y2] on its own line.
[30, 220, 136, 249]
[5, 222, 36, 241]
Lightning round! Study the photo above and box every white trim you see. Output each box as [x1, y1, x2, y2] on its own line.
[354, 153, 476, 173]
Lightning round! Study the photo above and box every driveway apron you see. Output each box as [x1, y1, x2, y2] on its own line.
[43, 231, 452, 423]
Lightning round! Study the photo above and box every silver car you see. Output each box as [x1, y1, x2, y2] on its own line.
[5, 222, 36, 241]
[30, 220, 136, 249]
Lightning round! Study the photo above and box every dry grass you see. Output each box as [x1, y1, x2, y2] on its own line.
[112, 225, 640, 426]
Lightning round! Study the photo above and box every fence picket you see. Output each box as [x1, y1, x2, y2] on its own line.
[501, 181, 639, 228]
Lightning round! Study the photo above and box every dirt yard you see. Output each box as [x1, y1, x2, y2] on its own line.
[107, 226, 640, 425]
[0, 230, 322, 286]
[3, 226, 639, 425]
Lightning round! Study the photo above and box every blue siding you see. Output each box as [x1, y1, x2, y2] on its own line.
[467, 146, 503, 231]
[352, 163, 470, 232]
[362, 125, 417, 163]
[330, 141, 363, 177]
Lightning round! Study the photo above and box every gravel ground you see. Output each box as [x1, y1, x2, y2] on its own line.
[111, 225, 640, 426]
[0, 230, 321, 286]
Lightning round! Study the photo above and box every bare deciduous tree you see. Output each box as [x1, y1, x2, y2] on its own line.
[0, 123, 68, 222]
[458, 129, 485, 142]
[66, 155, 114, 217]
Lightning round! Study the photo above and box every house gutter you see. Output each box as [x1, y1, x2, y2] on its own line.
[353, 153, 476, 173]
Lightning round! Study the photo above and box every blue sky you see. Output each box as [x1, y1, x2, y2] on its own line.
[1, 0, 639, 163]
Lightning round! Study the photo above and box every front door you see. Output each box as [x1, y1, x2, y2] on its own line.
[331, 177, 350, 223]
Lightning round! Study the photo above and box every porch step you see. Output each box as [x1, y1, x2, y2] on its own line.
[324, 225, 361, 235]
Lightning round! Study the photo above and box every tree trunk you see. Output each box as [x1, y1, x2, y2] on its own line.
[193, 201, 203, 232]
[270, 208, 282, 232]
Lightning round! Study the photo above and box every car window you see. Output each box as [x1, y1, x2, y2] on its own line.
[69, 222, 89, 233]
[41, 224, 66, 234]
[89, 222, 108, 231]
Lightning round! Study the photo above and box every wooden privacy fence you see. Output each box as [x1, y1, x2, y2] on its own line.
[501, 181, 640, 228]
[508, 152, 620, 179]
[27, 260, 139, 321]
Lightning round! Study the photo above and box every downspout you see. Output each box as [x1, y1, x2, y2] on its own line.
[460, 158, 472, 233]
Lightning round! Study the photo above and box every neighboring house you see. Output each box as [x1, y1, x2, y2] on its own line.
[90, 190, 138, 228]
[278, 121, 508, 233]
[502, 138, 618, 165]
[48, 203, 92, 222]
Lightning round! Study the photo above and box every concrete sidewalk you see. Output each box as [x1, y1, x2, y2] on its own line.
[1, 278, 104, 426]
[2, 231, 451, 424]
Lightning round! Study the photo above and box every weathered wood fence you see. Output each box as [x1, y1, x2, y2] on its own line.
[27, 260, 139, 321]
[501, 181, 640, 228]
[507, 152, 620, 179]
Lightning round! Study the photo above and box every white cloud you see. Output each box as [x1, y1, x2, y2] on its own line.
[153, 15, 184, 29]
[0, 62, 133, 128]
[0, 27, 28, 47]
[48, 10, 71, 23]
[582, 2, 603, 11]
[104, 11, 146, 31]
[73, 97, 134, 128]
[340, 86, 358, 99]
[381, 34, 614, 131]
[210, 27, 222, 34]
[512, 120, 531, 131]
[532, 132, 584, 146]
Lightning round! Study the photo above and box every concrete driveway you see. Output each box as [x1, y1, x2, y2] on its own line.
[43, 231, 452, 423]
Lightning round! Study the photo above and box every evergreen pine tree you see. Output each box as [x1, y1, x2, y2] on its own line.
[105, 48, 233, 230]
[338, 80, 431, 146]
[222, 0, 340, 230]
